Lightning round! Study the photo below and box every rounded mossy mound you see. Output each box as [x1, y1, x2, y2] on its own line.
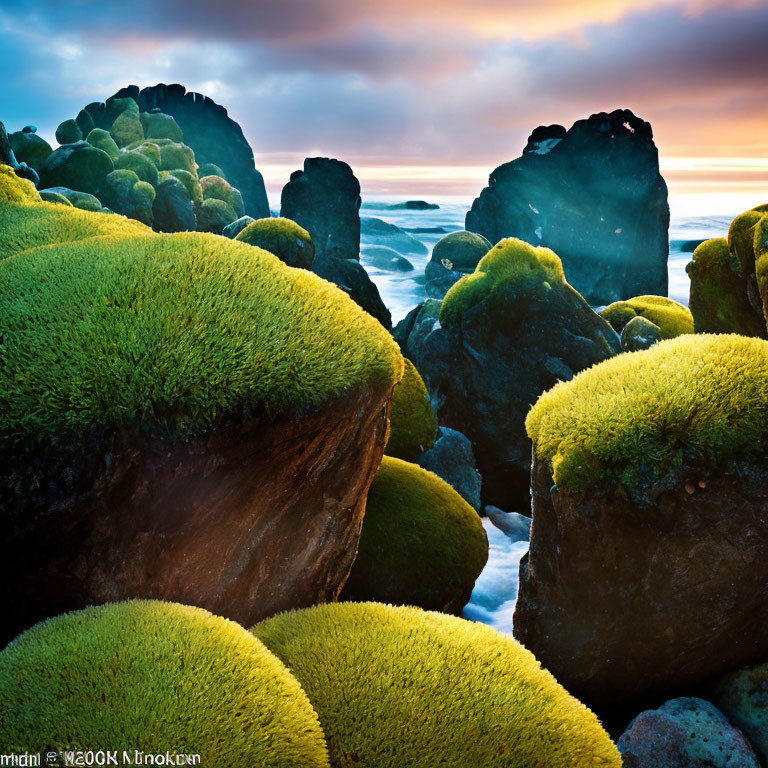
[431, 230, 491, 272]
[236, 216, 315, 269]
[114, 149, 159, 187]
[526, 334, 768, 492]
[201, 175, 245, 218]
[341, 457, 487, 612]
[0, 231, 402, 443]
[197, 197, 237, 234]
[253, 602, 621, 768]
[0, 601, 330, 767]
[729, 204, 768, 275]
[440, 237, 566, 327]
[384, 358, 437, 461]
[0, 195, 151, 260]
[0, 164, 41, 204]
[600, 295, 693, 339]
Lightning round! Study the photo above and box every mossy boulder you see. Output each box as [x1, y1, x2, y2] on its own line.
[199, 161, 225, 179]
[38, 140, 114, 198]
[197, 197, 237, 234]
[341, 457, 487, 612]
[224, 215, 256, 238]
[409, 237, 620, 507]
[114, 149, 159, 187]
[55, 118, 83, 145]
[254, 603, 621, 768]
[235, 216, 315, 269]
[0, 601, 330, 767]
[101, 170, 153, 225]
[38, 186, 102, 212]
[0, 163, 41, 205]
[10, 127, 52, 172]
[38, 189, 73, 206]
[127, 139, 162, 167]
[140, 110, 183, 142]
[425, 230, 491, 299]
[620, 314, 662, 352]
[600, 295, 693, 339]
[169, 169, 203, 206]
[152, 176, 196, 232]
[201, 174, 245, 217]
[384, 358, 437, 461]
[75, 108, 95, 137]
[159, 141, 197, 174]
[515, 334, 768, 708]
[0, 221, 402, 639]
[85, 128, 120, 160]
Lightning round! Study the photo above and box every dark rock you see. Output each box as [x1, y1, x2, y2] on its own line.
[361, 217, 428, 256]
[484, 506, 531, 542]
[197, 198, 237, 234]
[405, 240, 619, 508]
[152, 177, 196, 232]
[111, 83, 269, 217]
[38, 141, 113, 198]
[281, 157, 361, 262]
[405, 226, 448, 234]
[55, 119, 83, 145]
[679, 239, 706, 252]
[712, 663, 768, 763]
[0, 122, 39, 186]
[514, 456, 768, 709]
[39, 186, 102, 212]
[417, 426, 482, 511]
[466, 109, 669, 305]
[312, 255, 391, 329]
[223, 215, 255, 239]
[361, 245, 414, 272]
[621, 315, 662, 351]
[393, 300, 442, 360]
[425, 231, 491, 299]
[389, 200, 440, 210]
[10, 128, 52, 172]
[618, 697, 760, 768]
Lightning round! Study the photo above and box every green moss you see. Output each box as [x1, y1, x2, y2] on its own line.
[728, 204, 768, 275]
[0, 230, 402, 442]
[384, 358, 437, 460]
[127, 140, 162, 167]
[111, 109, 144, 148]
[85, 128, 120, 161]
[254, 603, 621, 768]
[235, 217, 315, 269]
[132, 180, 155, 206]
[75, 108, 95, 138]
[341, 457, 487, 612]
[140, 111, 183, 143]
[686, 237, 767, 336]
[38, 190, 73, 206]
[432, 230, 491, 272]
[114, 150, 159, 187]
[440, 237, 565, 327]
[0, 601, 330, 767]
[600, 295, 693, 339]
[10, 130, 53, 172]
[201, 174, 245, 217]
[0, 197, 151, 260]
[55, 119, 83, 145]
[198, 162, 225, 179]
[159, 142, 197, 175]
[0, 164, 41, 204]
[526, 334, 768, 492]
[169, 169, 203, 206]
[60, 189, 102, 212]
[197, 197, 237, 234]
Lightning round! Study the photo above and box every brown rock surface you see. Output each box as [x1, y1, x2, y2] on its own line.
[514, 458, 768, 709]
[0, 387, 390, 645]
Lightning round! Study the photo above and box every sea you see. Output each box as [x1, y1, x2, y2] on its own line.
[271, 193, 744, 635]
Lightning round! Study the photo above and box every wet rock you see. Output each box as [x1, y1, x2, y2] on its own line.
[484, 506, 531, 542]
[361, 217, 428, 256]
[152, 176, 196, 232]
[39, 141, 114, 198]
[10, 127, 52, 172]
[361, 245, 414, 272]
[425, 230, 491, 299]
[621, 315, 662, 351]
[418, 427, 482, 511]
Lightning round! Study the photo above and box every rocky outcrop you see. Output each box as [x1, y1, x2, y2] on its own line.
[39, 141, 113, 198]
[466, 109, 669, 305]
[0, 121, 39, 186]
[618, 698, 760, 768]
[111, 83, 270, 218]
[403, 238, 619, 508]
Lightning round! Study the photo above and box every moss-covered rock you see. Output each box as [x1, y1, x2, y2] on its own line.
[114, 149, 159, 187]
[10, 127, 52, 172]
[197, 197, 237, 234]
[140, 110, 184, 142]
[101, 170, 153, 225]
[0, 601, 330, 767]
[254, 603, 621, 768]
[55, 118, 83, 145]
[0, 163, 41, 205]
[38, 186, 103, 212]
[341, 457, 487, 612]
[38, 189, 73, 206]
[224, 215, 256, 238]
[169, 169, 202, 206]
[75, 108, 95, 138]
[39, 140, 114, 198]
[600, 295, 693, 339]
[198, 161, 225, 179]
[159, 141, 197, 175]
[85, 128, 120, 161]
[111, 108, 144, 148]
[127, 139, 162, 167]
[384, 358, 437, 461]
[425, 230, 491, 299]
[620, 315, 662, 352]
[152, 176, 196, 232]
[201, 174, 245, 217]
[235, 216, 315, 269]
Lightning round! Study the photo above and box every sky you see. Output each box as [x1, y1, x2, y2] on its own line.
[1, 0, 767, 207]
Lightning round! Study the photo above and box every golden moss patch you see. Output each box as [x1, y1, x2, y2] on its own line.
[384, 358, 437, 461]
[440, 237, 565, 327]
[341, 457, 487, 612]
[0, 601, 329, 767]
[0, 165, 41, 205]
[0, 231, 403, 443]
[254, 602, 620, 768]
[600, 295, 693, 339]
[236, 217, 315, 270]
[526, 334, 768, 492]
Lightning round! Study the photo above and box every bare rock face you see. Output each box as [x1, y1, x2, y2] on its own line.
[514, 458, 768, 709]
[618, 697, 760, 768]
[466, 109, 669, 305]
[111, 83, 270, 218]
